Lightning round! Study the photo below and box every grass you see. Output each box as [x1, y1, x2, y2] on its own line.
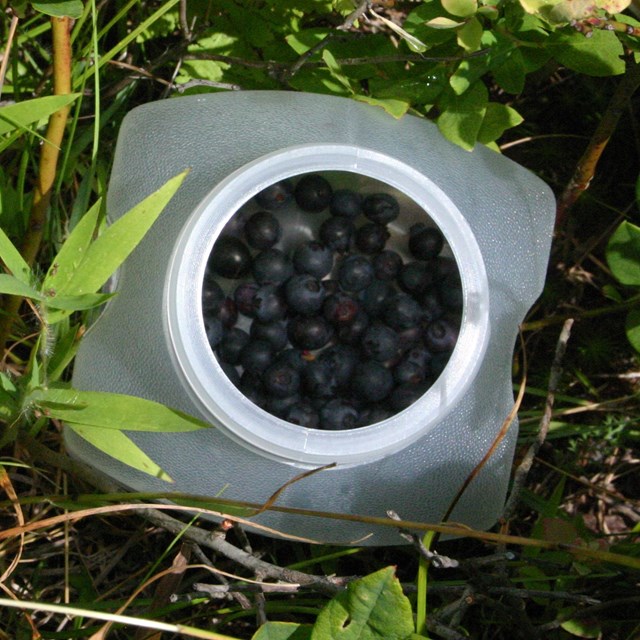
[1, 1, 640, 639]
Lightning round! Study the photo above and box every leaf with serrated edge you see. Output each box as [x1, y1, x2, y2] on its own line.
[606, 221, 640, 286]
[311, 567, 414, 639]
[43, 199, 101, 294]
[61, 170, 188, 296]
[67, 424, 174, 482]
[32, 387, 212, 432]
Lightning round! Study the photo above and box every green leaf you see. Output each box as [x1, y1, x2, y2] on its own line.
[560, 611, 601, 638]
[437, 82, 488, 150]
[426, 16, 465, 28]
[370, 9, 429, 52]
[457, 17, 483, 51]
[0, 95, 81, 137]
[492, 48, 526, 94]
[477, 103, 524, 144]
[43, 292, 115, 312]
[0, 274, 43, 300]
[606, 221, 640, 285]
[352, 95, 410, 119]
[31, 387, 212, 432]
[442, 0, 478, 17]
[549, 30, 625, 76]
[32, 0, 84, 18]
[625, 309, 640, 353]
[60, 170, 188, 296]
[311, 567, 414, 640]
[67, 424, 174, 482]
[322, 50, 354, 94]
[253, 622, 313, 640]
[0, 226, 32, 284]
[43, 199, 102, 294]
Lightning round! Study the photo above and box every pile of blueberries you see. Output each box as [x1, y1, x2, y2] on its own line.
[201, 174, 462, 431]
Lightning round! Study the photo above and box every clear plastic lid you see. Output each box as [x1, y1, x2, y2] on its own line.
[165, 144, 490, 466]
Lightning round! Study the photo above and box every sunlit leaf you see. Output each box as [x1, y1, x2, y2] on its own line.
[370, 9, 429, 52]
[560, 612, 602, 638]
[352, 95, 410, 119]
[426, 16, 465, 28]
[311, 567, 414, 639]
[61, 170, 188, 296]
[252, 622, 312, 640]
[442, 0, 478, 17]
[437, 83, 488, 150]
[66, 424, 174, 482]
[322, 50, 353, 93]
[43, 292, 115, 312]
[477, 103, 524, 144]
[32, 0, 84, 19]
[0, 274, 43, 300]
[548, 30, 625, 76]
[457, 17, 483, 51]
[31, 387, 212, 432]
[0, 95, 81, 137]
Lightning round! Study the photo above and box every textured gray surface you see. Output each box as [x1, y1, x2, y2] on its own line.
[68, 91, 555, 545]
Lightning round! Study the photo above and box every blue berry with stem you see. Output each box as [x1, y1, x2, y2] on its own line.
[255, 180, 293, 210]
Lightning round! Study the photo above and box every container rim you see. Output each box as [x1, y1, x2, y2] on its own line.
[165, 143, 490, 466]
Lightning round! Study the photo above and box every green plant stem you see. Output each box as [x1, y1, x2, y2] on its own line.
[556, 57, 640, 228]
[0, 17, 73, 355]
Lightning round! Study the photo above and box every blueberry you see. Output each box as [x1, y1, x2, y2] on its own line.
[409, 223, 444, 260]
[244, 211, 282, 250]
[393, 356, 428, 385]
[217, 328, 250, 365]
[263, 362, 301, 398]
[252, 248, 294, 285]
[323, 292, 360, 326]
[253, 284, 287, 323]
[351, 361, 394, 402]
[233, 282, 259, 317]
[202, 279, 225, 315]
[267, 393, 301, 418]
[285, 274, 326, 316]
[317, 344, 358, 388]
[284, 401, 320, 428]
[294, 174, 333, 212]
[355, 222, 390, 254]
[383, 292, 422, 331]
[276, 348, 308, 373]
[255, 180, 293, 210]
[239, 339, 274, 374]
[218, 297, 238, 328]
[210, 236, 252, 279]
[396, 325, 423, 351]
[319, 216, 354, 253]
[330, 189, 362, 218]
[362, 193, 400, 224]
[219, 361, 241, 387]
[439, 272, 463, 311]
[389, 381, 430, 412]
[361, 323, 400, 362]
[358, 405, 393, 427]
[361, 280, 395, 318]
[424, 318, 459, 353]
[336, 309, 370, 345]
[421, 289, 445, 324]
[398, 261, 436, 296]
[293, 240, 334, 278]
[287, 315, 334, 350]
[239, 370, 267, 408]
[319, 399, 360, 430]
[404, 345, 433, 371]
[250, 320, 288, 351]
[204, 317, 223, 349]
[435, 256, 459, 281]
[338, 255, 374, 292]
[303, 359, 338, 398]
[373, 250, 403, 281]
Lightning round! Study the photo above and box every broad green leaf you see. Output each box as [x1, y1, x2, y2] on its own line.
[352, 95, 410, 119]
[493, 48, 526, 94]
[322, 50, 353, 93]
[0, 227, 32, 284]
[0, 94, 81, 137]
[437, 82, 488, 150]
[370, 9, 429, 52]
[0, 274, 43, 300]
[285, 29, 330, 55]
[625, 309, 640, 353]
[549, 30, 625, 76]
[311, 567, 414, 640]
[560, 611, 601, 638]
[43, 199, 102, 293]
[252, 622, 313, 640]
[67, 424, 174, 482]
[61, 170, 188, 296]
[477, 103, 524, 144]
[32, 0, 84, 17]
[31, 387, 212, 432]
[426, 16, 465, 28]
[457, 17, 483, 51]
[442, 0, 478, 17]
[606, 221, 640, 286]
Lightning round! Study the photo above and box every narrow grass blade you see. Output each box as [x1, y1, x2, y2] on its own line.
[0, 227, 32, 284]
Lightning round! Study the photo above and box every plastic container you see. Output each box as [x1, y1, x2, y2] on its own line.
[67, 91, 555, 545]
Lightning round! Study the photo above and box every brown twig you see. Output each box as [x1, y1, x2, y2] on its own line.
[502, 318, 575, 523]
[0, 17, 74, 354]
[556, 57, 640, 228]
